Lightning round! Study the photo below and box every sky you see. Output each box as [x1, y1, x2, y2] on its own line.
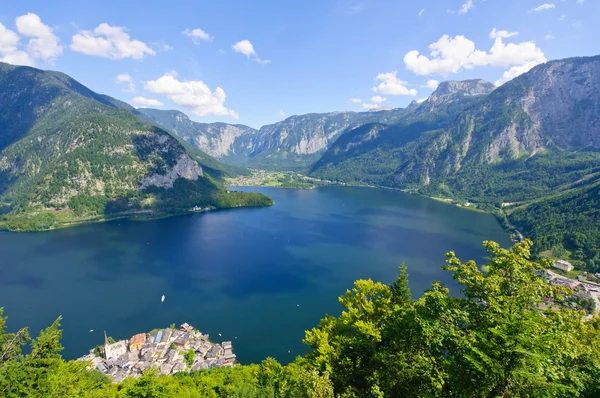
[0, 0, 597, 128]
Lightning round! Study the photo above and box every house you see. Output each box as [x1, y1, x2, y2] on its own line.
[553, 260, 574, 272]
[154, 330, 163, 344]
[129, 333, 146, 351]
[172, 362, 186, 374]
[104, 340, 128, 360]
[160, 363, 174, 375]
[174, 333, 191, 349]
[180, 323, 193, 333]
[205, 345, 221, 360]
[161, 328, 172, 344]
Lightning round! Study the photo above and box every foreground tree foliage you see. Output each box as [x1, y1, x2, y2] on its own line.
[1, 240, 599, 397]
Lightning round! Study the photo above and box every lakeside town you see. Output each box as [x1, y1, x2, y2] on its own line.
[78, 323, 236, 383]
[539, 259, 600, 315]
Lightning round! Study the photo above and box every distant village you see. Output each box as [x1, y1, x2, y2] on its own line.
[79, 323, 236, 383]
[537, 260, 600, 315]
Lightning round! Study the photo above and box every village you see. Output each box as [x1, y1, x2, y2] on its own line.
[537, 260, 600, 315]
[78, 323, 236, 383]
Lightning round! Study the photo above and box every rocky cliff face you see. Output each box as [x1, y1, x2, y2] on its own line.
[140, 107, 415, 170]
[138, 109, 257, 163]
[311, 55, 600, 190]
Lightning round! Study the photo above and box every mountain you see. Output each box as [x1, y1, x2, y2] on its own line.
[138, 108, 258, 165]
[310, 78, 497, 184]
[0, 62, 271, 231]
[310, 55, 600, 268]
[311, 56, 600, 190]
[139, 107, 414, 170]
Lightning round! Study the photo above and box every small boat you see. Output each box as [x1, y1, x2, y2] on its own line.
[161, 295, 165, 302]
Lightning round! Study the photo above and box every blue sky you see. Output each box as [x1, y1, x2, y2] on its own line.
[0, 0, 596, 128]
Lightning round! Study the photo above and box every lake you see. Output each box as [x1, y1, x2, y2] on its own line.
[0, 186, 511, 364]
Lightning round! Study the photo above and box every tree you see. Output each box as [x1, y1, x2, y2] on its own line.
[304, 240, 600, 397]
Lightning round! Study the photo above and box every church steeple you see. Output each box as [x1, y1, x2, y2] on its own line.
[104, 330, 109, 346]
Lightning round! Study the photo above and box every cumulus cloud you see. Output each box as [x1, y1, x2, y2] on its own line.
[279, 109, 286, 118]
[0, 23, 30, 65]
[116, 73, 132, 83]
[403, 29, 546, 84]
[458, 0, 474, 14]
[131, 96, 164, 107]
[495, 61, 539, 86]
[15, 13, 63, 61]
[232, 40, 270, 64]
[489, 28, 518, 39]
[362, 103, 380, 109]
[116, 73, 136, 92]
[370, 95, 386, 103]
[425, 79, 439, 90]
[182, 28, 213, 43]
[71, 23, 155, 59]
[545, 32, 555, 40]
[0, 14, 62, 66]
[145, 72, 238, 119]
[349, 98, 362, 103]
[372, 71, 418, 96]
[529, 3, 555, 12]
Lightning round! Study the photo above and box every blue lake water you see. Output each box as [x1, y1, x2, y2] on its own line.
[0, 186, 511, 364]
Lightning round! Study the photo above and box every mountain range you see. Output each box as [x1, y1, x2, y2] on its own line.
[1, 55, 599, 270]
[0, 62, 271, 231]
[138, 55, 600, 269]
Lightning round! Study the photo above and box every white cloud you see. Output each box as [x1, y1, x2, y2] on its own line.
[370, 95, 386, 103]
[489, 28, 518, 39]
[152, 41, 173, 52]
[416, 97, 427, 103]
[577, 0, 584, 3]
[116, 73, 132, 83]
[495, 61, 539, 86]
[232, 40, 255, 56]
[232, 39, 270, 64]
[71, 23, 155, 60]
[0, 14, 62, 66]
[279, 109, 286, 118]
[529, 3, 555, 12]
[116, 73, 136, 92]
[425, 79, 439, 90]
[145, 72, 238, 119]
[372, 71, 418, 96]
[182, 28, 213, 43]
[349, 98, 362, 103]
[362, 103, 379, 109]
[131, 96, 164, 107]
[403, 29, 546, 82]
[545, 32, 555, 40]
[15, 13, 63, 61]
[458, 0, 474, 14]
[0, 23, 30, 65]
[418, 9, 425, 16]
[559, 14, 567, 20]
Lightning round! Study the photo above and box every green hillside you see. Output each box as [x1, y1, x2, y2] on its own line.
[0, 63, 271, 231]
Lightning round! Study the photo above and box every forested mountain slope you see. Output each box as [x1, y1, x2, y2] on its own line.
[310, 55, 600, 269]
[0, 62, 270, 231]
[140, 106, 418, 170]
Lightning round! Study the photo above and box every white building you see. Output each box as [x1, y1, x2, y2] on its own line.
[553, 260, 574, 272]
[104, 340, 128, 360]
